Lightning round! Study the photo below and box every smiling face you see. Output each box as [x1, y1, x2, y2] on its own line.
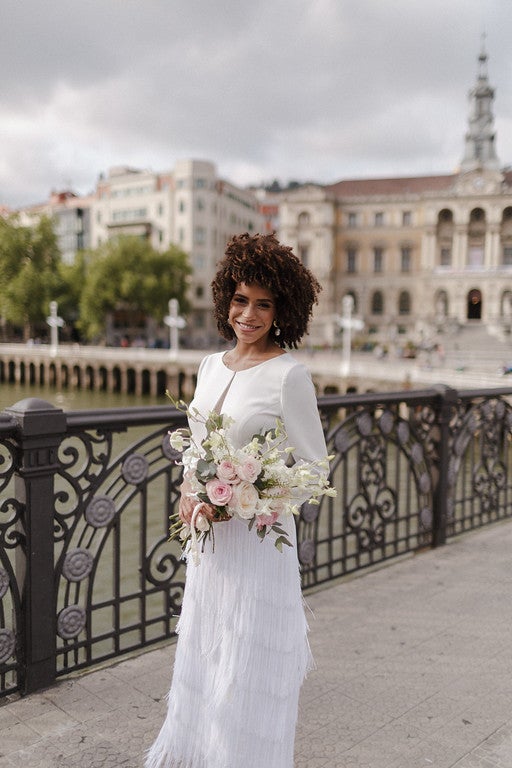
[228, 282, 276, 349]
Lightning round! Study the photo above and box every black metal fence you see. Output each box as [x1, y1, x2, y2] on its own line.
[1, 384, 512, 698]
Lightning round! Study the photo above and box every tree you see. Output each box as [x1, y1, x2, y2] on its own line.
[0, 215, 62, 340]
[79, 236, 192, 341]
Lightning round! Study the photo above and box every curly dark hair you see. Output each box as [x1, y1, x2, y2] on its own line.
[211, 232, 322, 349]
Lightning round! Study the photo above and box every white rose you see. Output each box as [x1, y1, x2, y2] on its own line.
[230, 481, 259, 520]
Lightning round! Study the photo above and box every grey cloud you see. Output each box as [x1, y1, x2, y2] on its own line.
[1, 0, 512, 207]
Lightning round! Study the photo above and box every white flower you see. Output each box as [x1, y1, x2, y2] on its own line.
[230, 481, 260, 520]
[169, 429, 190, 452]
[195, 513, 211, 532]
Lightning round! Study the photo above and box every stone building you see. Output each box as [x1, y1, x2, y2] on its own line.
[278, 45, 512, 350]
[15, 160, 264, 348]
[92, 159, 263, 347]
[17, 190, 94, 265]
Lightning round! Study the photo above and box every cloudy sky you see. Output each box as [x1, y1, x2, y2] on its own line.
[2, 0, 512, 208]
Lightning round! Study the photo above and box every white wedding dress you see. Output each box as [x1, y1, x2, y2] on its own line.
[145, 352, 327, 768]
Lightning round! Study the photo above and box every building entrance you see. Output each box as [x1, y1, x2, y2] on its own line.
[467, 289, 482, 320]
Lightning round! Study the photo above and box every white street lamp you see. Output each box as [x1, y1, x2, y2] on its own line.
[164, 298, 186, 360]
[46, 300, 65, 357]
[336, 295, 364, 377]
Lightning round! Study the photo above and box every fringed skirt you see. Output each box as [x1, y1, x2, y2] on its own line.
[145, 515, 313, 768]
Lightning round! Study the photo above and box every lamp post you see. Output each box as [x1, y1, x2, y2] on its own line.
[336, 295, 364, 377]
[46, 301, 65, 357]
[164, 298, 186, 360]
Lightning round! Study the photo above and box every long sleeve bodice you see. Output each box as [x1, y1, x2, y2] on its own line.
[189, 351, 327, 467]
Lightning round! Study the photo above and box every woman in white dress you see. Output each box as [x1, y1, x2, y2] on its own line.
[146, 232, 327, 768]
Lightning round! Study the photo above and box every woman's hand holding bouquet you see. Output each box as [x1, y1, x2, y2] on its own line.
[167, 393, 336, 565]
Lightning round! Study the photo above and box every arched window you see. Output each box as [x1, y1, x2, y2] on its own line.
[298, 211, 310, 226]
[468, 208, 486, 268]
[437, 209, 454, 266]
[501, 208, 512, 264]
[398, 291, 411, 315]
[469, 207, 486, 224]
[371, 291, 384, 315]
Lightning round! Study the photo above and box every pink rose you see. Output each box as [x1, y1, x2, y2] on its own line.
[205, 478, 233, 506]
[236, 456, 262, 483]
[230, 481, 259, 519]
[255, 511, 279, 530]
[217, 460, 238, 482]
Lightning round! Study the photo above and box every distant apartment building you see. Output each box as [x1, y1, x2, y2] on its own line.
[17, 190, 93, 265]
[278, 45, 512, 349]
[14, 160, 264, 347]
[91, 159, 263, 347]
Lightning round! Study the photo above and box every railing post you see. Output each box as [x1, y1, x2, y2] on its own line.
[432, 384, 458, 548]
[6, 398, 66, 694]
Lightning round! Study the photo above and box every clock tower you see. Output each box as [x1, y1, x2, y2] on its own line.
[460, 38, 500, 174]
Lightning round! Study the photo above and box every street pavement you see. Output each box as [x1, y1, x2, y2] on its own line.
[2, 519, 512, 767]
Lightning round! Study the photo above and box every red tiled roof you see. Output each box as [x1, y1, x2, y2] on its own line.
[326, 174, 457, 198]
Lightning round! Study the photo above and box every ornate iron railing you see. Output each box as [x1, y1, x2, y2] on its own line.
[1, 384, 512, 698]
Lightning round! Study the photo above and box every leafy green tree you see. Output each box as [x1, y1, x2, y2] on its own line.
[55, 251, 88, 340]
[79, 236, 191, 341]
[0, 215, 62, 340]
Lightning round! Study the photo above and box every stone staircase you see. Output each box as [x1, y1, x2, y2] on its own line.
[435, 323, 512, 372]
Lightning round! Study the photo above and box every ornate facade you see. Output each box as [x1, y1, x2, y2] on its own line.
[279, 46, 512, 348]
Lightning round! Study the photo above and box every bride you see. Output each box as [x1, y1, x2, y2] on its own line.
[145, 232, 327, 768]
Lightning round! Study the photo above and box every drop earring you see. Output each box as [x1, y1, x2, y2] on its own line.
[273, 321, 281, 337]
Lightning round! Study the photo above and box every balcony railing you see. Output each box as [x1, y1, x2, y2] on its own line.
[1, 384, 512, 698]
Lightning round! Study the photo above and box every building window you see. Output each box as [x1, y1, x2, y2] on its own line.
[374, 212, 384, 227]
[347, 248, 357, 273]
[371, 291, 384, 315]
[398, 291, 411, 315]
[298, 211, 310, 226]
[402, 211, 412, 226]
[196, 198, 204, 211]
[194, 253, 206, 270]
[503, 247, 512, 266]
[440, 248, 452, 267]
[178, 200, 185, 213]
[401, 247, 411, 272]
[111, 208, 147, 222]
[467, 246, 484, 268]
[373, 247, 383, 273]
[196, 285, 204, 298]
[194, 227, 206, 245]
[194, 178, 206, 189]
[348, 212, 357, 228]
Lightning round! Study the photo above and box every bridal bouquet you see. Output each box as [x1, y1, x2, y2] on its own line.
[167, 394, 336, 565]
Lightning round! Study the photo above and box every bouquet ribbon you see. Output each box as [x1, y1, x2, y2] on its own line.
[189, 502, 206, 567]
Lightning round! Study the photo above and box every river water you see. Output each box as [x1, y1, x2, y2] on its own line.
[0, 381, 164, 412]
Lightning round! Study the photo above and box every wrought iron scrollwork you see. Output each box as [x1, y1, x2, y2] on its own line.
[448, 396, 512, 528]
[298, 398, 435, 586]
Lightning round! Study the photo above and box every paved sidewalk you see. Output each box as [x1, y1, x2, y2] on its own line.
[2, 521, 512, 768]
